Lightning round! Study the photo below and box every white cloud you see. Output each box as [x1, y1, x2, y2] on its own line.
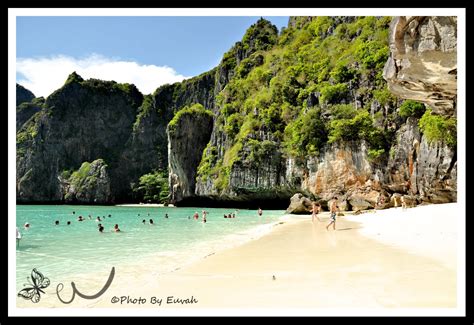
[16, 54, 190, 98]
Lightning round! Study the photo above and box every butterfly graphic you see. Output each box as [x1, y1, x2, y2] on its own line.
[17, 268, 50, 303]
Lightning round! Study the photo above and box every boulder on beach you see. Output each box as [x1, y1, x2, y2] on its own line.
[286, 193, 313, 214]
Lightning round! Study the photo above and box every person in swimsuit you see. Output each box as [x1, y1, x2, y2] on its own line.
[311, 202, 321, 222]
[326, 198, 338, 231]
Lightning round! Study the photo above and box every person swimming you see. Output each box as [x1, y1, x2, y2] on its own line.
[67, 221, 71, 225]
[99, 225, 104, 233]
[142, 219, 146, 224]
[149, 219, 154, 225]
[113, 224, 121, 232]
[24, 222, 30, 230]
[165, 213, 169, 219]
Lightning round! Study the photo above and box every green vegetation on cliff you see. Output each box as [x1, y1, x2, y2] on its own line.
[419, 109, 457, 147]
[399, 100, 426, 119]
[197, 16, 395, 192]
[168, 103, 214, 136]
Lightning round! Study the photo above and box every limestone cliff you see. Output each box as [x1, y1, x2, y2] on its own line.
[16, 73, 142, 203]
[168, 104, 214, 203]
[383, 16, 457, 116]
[16, 84, 35, 106]
[16, 84, 41, 131]
[60, 159, 112, 204]
[17, 16, 457, 208]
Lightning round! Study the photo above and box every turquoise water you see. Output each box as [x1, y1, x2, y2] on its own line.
[16, 205, 285, 290]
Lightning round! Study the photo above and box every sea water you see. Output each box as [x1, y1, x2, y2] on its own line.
[16, 205, 286, 291]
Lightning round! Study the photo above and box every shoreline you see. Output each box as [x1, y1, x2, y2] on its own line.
[16, 203, 458, 310]
[115, 203, 175, 207]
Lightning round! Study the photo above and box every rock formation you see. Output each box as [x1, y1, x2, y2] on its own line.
[61, 159, 112, 204]
[383, 16, 457, 116]
[16, 16, 457, 210]
[16, 84, 35, 106]
[286, 193, 313, 214]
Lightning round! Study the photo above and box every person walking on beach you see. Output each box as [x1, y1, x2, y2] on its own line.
[311, 202, 321, 222]
[326, 198, 338, 231]
[257, 207, 263, 216]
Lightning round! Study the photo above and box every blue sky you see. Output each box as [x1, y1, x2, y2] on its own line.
[16, 16, 289, 97]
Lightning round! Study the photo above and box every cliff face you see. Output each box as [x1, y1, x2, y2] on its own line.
[171, 16, 457, 208]
[16, 85, 41, 131]
[168, 105, 214, 203]
[17, 74, 141, 203]
[17, 16, 457, 208]
[16, 68, 219, 203]
[16, 84, 35, 105]
[61, 159, 112, 204]
[383, 16, 457, 116]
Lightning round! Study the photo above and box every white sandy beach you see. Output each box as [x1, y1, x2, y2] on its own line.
[345, 203, 458, 270]
[115, 203, 175, 207]
[16, 203, 460, 312]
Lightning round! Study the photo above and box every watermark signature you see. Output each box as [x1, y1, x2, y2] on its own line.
[17, 269, 50, 303]
[17, 267, 115, 304]
[110, 295, 198, 306]
[56, 267, 115, 304]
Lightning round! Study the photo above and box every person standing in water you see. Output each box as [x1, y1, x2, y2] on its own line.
[311, 202, 321, 222]
[326, 198, 339, 231]
[16, 227, 22, 248]
[257, 207, 263, 216]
